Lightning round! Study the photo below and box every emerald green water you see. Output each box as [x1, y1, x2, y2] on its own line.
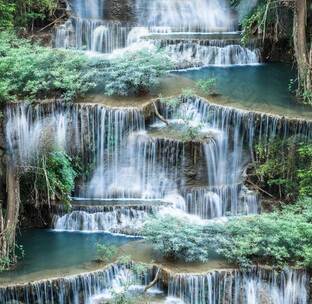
[0, 230, 137, 284]
[176, 64, 312, 119]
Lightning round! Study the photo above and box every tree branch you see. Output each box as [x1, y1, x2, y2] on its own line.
[152, 101, 169, 126]
[144, 268, 161, 292]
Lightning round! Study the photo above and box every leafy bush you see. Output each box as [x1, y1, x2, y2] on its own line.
[0, 0, 15, 29]
[0, 32, 97, 103]
[143, 215, 210, 262]
[96, 49, 172, 96]
[143, 198, 312, 268]
[253, 138, 312, 200]
[297, 145, 312, 197]
[196, 78, 217, 95]
[159, 96, 203, 141]
[96, 243, 118, 263]
[0, 244, 24, 272]
[0, 33, 172, 103]
[20, 150, 77, 206]
[215, 198, 312, 268]
[0, 0, 57, 30]
[43, 151, 77, 203]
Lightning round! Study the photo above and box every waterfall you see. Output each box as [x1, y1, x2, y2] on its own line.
[0, 264, 157, 304]
[53, 206, 157, 234]
[168, 268, 309, 304]
[159, 98, 258, 218]
[163, 42, 261, 68]
[135, 0, 236, 32]
[71, 0, 105, 19]
[6, 99, 312, 221]
[0, 266, 309, 304]
[182, 185, 259, 219]
[5, 103, 68, 164]
[86, 131, 186, 199]
[54, 0, 261, 67]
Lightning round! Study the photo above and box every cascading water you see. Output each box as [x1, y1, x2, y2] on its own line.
[4, 98, 312, 303]
[134, 0, 236, 31]
[53, 206, 157, 234]
[0, 266, 309, 304]
[162, 41, 261, 68]
[55, 0, 261, 67]
[7, 98, 312, 222]
[168, 268, 309, 304]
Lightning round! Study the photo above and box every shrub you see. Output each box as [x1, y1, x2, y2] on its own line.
[0, 33, 172, 103]
[0, 1, 15, 29]
[96, 48, 172, 96]
[43, 151, 77, 204]
[0, 32, 97, 103]
[142, 198, 312, 268]
[96, 244, 118, 263]
[196, 78, 217, 95]
[142, 215, 210, 262]
[216, 198, 312, 267]
[20, 150, 77, 207]
[253, 138, 312, 200]
[0, 0, 57, 30]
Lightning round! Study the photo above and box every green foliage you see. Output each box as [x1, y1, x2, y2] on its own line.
[239, 0, 293, 45]
[142, 215, 210, 262]
[0, 0, 56, 30]
[96, 243, 118, 263]
[181, 88, 196, 98]
[96, 49, 172, 96]
[143, 198, 312, 268]
[297, 145, 312, 197]
[241, 4, 266, 45]
[0, 1, 15, 29]
[302, 89, 312, 105]
[0, 33, 172, 103]
[215, 198, 312, 268]
[0, 32, 97, 103]
[253, 137, 312, 200]
[0, 257, 12, 272]
[109, 292, 135, 304]
[196, 78, 217, 95]
[159, 96, 203, 141]
[20, 150, 77, 207]
[0, 244, 25, 272]
[43, 151, 77, 205]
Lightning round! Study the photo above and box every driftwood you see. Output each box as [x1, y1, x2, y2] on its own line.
[144, 268, 161, 292]
[152, 101, 169, 126]
[38, 14, 66, 32]
[246, 179, 275, 199]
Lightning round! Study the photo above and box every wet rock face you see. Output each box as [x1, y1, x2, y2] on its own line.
[105, 0, 135, 22]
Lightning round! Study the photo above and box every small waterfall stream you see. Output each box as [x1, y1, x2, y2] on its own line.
[168, 268, 309, 304]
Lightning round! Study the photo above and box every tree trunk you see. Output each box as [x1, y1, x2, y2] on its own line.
[0, 162, 20, 264]
[293, 0, 312, 95]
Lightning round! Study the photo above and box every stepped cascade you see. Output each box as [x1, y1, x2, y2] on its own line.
[6, 97, 312, 234]
[55, 0, 261, 67]
[2, 1, 312, 302]
[0, 266, 309, 304]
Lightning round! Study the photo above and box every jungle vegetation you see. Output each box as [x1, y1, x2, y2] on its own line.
[143, 197, 312, 269]
[0, 32, 171, 103]
[232, 0, 312, 104]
